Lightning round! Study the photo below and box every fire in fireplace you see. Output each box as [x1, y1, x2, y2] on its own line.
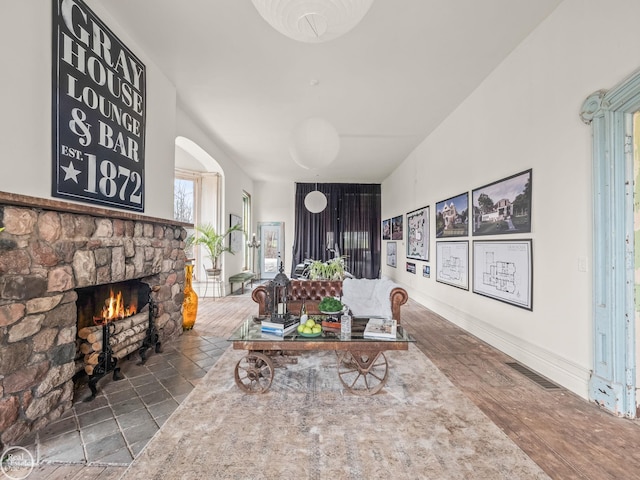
[76, 279, 150, 330]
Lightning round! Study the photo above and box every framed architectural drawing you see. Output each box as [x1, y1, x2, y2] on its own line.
[435, 192, 468, 238]
[391, 215, 403, 240]
[386, 241, 397, 267]
[472, 239, 533, 310]
[472, 169, 532, 236]
[435, 241, 469, 290]
[406, 206, 429, 261]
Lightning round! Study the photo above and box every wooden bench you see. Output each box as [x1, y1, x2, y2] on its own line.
[229, 272, 255, 294]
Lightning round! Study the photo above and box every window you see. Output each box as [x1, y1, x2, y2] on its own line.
[242, 191, 251, 271]
[174, 177, 195, 223]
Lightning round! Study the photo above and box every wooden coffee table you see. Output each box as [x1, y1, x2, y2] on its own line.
[228, 316, 415, 396]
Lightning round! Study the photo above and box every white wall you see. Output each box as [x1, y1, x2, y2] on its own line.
[0, 1, 176, 220]
[383, 0, 640, 399]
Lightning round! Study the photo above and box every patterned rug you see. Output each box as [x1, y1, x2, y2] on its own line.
[122, 344, 549, 479]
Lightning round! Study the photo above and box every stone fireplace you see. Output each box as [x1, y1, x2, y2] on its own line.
[0, 192, 189, 449]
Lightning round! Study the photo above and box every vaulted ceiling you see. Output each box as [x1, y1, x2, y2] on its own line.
[96, 0, 563, 183]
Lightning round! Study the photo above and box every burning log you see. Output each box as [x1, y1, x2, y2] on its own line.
[79, 311, 148, 344]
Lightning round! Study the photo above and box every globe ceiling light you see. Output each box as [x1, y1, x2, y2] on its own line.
[251, 0, 375, 43]
[290, 117, 341, 170]
[304, 189, 328, 213]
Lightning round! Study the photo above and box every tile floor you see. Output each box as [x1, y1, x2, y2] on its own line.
[19, 330, 229, 466]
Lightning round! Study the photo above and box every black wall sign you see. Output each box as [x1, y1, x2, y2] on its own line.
[52, 0, 146, 211]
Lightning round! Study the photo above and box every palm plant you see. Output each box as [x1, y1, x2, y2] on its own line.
[190, 223, 243, 272]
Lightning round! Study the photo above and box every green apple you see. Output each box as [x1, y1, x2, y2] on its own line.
[302, 326, 313, 334]
[305, 319, 316, 328]
[297, 324, 306, 333]
[312, 325, 322, 334]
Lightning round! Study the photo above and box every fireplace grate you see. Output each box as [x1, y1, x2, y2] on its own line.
[505, 362, 560, 390]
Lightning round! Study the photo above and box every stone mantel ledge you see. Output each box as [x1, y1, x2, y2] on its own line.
[0, 191, 193, 229]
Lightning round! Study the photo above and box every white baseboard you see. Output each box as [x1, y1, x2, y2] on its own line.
[406, 287, 591, 400]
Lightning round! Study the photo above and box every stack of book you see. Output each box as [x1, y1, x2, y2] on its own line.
[363, 318, 397, 340]
[261, 316, 299, 337]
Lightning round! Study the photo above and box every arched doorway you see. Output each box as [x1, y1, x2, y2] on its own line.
[581, 68, 640, 417]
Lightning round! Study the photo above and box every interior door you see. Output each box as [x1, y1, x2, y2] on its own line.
[259, 222, 284, 279]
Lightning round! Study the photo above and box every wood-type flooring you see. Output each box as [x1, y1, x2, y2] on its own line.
[30, 293, 640, 479]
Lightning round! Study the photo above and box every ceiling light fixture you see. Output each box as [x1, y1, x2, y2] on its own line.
[251, 0, 375, 43]
[289, 117, 340, 169]
[304, 184, 328, 213]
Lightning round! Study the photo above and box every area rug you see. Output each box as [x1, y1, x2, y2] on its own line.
[122, 345, 549, 480]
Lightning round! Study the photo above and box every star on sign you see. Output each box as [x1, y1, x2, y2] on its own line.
[61, 161, 82, 183]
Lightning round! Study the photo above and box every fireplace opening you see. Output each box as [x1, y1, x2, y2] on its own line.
[74, 279, 161, 400]
[76, 279, 151, 330]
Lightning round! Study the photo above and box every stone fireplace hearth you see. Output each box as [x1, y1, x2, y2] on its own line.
[0, 192, 190, 449]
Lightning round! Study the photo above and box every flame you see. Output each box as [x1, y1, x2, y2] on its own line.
[94, 290, 138, 324]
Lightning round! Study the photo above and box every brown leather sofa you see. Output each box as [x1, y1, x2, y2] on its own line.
[251, 279, 408, 323]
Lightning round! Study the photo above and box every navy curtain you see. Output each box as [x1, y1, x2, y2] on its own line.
[292, 183, 381, 279]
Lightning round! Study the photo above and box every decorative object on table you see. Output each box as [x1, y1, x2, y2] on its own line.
[436, 192, 469, 238]
[435, 240, 469, 290]
[472, 169, 532, 236]
[297, 317, 322, 336]
[318, 296, 343, 314]
[299, 299, 308, 324]
[189, 222, 244, 274]
[261, 316, 299, 337]
[265, 255, 292, 320]
[406, 206, 430, 261]
[251, 0, 375, 44]
[363, 318, 397, 340]
[182, 263, 198, 330]
[340, 310, 351, 339]
[472, 239, 533, 310]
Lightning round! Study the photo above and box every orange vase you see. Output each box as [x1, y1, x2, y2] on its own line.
[182, 264, 198, 330]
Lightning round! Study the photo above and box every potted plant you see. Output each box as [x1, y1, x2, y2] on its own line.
[308, 256, 347, 281]
[190, 223, 244, 274]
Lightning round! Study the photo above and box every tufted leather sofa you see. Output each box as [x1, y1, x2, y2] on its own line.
[251, 279, 408, 323]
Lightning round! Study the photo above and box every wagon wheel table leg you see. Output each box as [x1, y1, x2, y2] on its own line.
[234, 352, 274, 394]
[336, 350, 389, 396]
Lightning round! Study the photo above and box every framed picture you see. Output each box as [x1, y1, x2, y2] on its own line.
[472, 239, 533, 310]
[382, 219, 391, 240]
[391, 215, 403, 240]
[229, 214, 243, 254]
[436, 193, 468, 238]
[386, 241, 397, 267]
[435, 241, 469, 290]
[423, 265, 430, 278]
[406, 262, 416, 274]
[406, 206, 429, 261]
[472, 169, 532, 236]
